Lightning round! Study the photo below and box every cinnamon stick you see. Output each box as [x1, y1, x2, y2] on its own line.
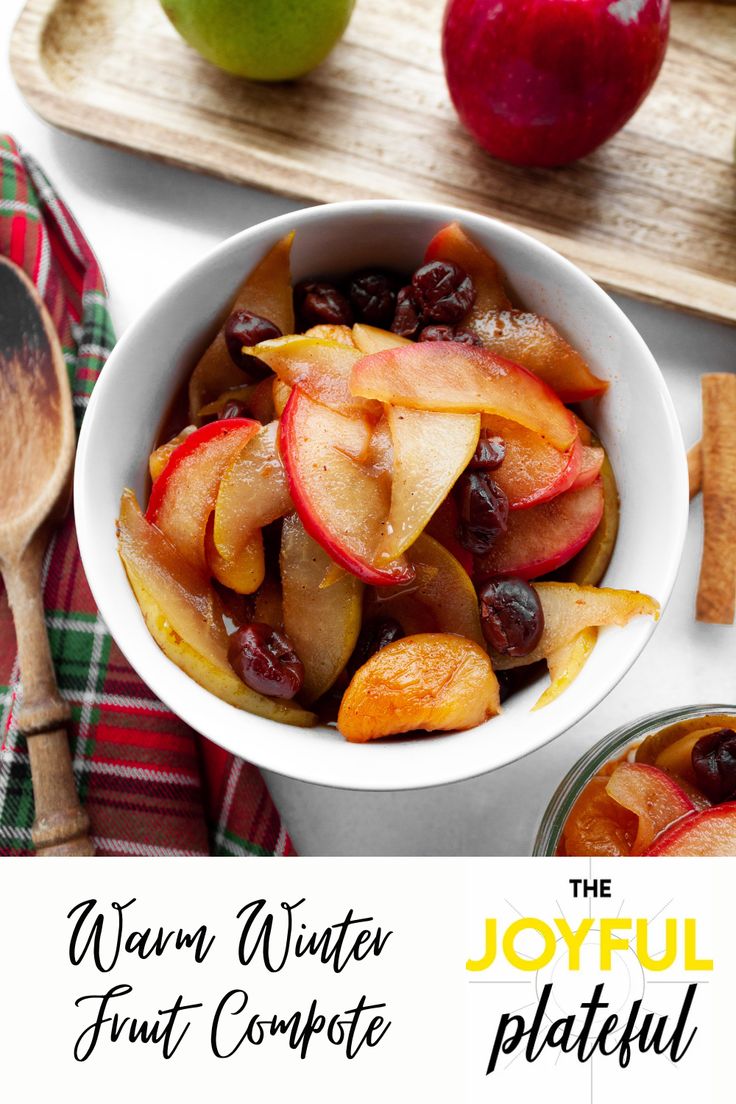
[696, 374, 736, 624]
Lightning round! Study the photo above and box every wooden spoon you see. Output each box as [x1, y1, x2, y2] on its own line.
[0, 256, 94, 855]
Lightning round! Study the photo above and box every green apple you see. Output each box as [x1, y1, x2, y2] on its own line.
[160, 0, 355, 81]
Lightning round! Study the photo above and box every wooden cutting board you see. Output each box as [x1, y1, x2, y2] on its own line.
[10, 0, 736, 323]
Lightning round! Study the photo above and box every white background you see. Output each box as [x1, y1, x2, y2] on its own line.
[1, 858, 732, 1102]
[2, 0, 735, 856]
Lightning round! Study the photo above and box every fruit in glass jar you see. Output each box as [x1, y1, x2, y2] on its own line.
[604, 762, 695, 855]
[337, 633, 500, 742]
[377, 405, 480, 562]
[561, 776, 638, 857]
[188, 233, 294, 419]
[160, 0, 356, 81]
[474, 480, 604, 580]
[280, 513, 363, 703]
[279, 389, 413, 585]
[690, 728, 736, 804]
[147, 418, 260, 573]
[117, 490, 315, 726]
[643, 803, 736, 856]
[488, 582, 660, 670]
[351, 343, 578, 450]
[442, 0, 670, 167]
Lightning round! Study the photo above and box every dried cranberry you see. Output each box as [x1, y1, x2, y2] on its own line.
[224, 310, 281, 381]
[691, 728, 736, 803]
[418, 324, 481, 345]
[228, 622, 304, 699]
[469, 429, 506, 471]
[478, 578, 544, 657]
[294, 281, 353, 328]
[391, 285, 424, 338]
[412, 260, 475, 324]
[350, 617, 404, 671]
[348, 271, 397, 327]
[456, 471, 509, 554]
[219, 400, 249, 421]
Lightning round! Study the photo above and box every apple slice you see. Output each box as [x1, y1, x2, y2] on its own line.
[337, 633, 500, 742]
[533, 627, 598, 710]
[213, 420, 292, 562]
[605, 762, 695, 855]
[570, 444, 605, 490]
[644, 804, 736, 856]
[351, 343, 577, 451]
[273, 378, 292, 416]
[118, 490, 314, 727]
[424, 222, 511, 327]
[147, 417, 260, 572]
[188, 232, 295, 419]
[304, 324, 356, 347]
[281, 513, 363, 703]
[561, 776, 638, 857]
[149, 426, 196, 482]
[424, 494, 473, 574]
[566, 449, 620, 586]
[489, 582, 660, 670]
[470, 311, 608, 402]
[474, 480, 604, 580]
[279, 388, 413, 586]
[352, 323, 411, 354]
[205, 519, 264, 595]
[372, 533, 485, 645]
[253, 335, 380, 418]
[378, 406, 480, 562]
[482, 414, 581, 510]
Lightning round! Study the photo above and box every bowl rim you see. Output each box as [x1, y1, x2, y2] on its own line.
[74, 198, 689, 792]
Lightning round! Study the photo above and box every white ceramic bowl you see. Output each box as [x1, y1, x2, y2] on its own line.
[74, 200, 688, 791]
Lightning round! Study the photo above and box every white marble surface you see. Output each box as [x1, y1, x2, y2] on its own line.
[3, 0, 734, 855]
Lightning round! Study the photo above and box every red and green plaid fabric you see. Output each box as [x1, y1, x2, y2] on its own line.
[0, 135, 294, 857]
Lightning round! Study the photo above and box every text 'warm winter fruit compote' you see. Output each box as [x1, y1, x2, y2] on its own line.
[117, 223, 659, 743]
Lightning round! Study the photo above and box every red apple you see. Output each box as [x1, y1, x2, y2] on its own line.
[605, 762, 695, 855]
[474, 479, 604, 580]
[442, 0, 670, 167]
[279, 388, 414, 586]
[644, 803, 736, 857]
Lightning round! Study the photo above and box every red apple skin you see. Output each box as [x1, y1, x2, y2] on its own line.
[644, 803, 736, 857]
[442, 0, 670, 167]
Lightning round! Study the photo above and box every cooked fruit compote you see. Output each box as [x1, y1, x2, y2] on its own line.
[551, 711, 736, 857]
[117, 223, 660, 741]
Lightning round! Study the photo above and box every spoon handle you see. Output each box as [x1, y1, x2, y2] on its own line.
[3, 534, 94, 856]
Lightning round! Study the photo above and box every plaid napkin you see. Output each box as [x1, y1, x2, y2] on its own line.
[0, 135, 294, 857]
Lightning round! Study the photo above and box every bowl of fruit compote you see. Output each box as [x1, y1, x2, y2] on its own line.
[535, 706, 736, 856]
[75, 201, 687, 790]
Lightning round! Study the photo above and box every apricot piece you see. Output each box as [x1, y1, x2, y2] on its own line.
[561, 776, 638, 857]
[337, 633, 499, 742]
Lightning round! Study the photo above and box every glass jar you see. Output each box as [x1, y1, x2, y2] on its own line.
[533, 704, 736, 856]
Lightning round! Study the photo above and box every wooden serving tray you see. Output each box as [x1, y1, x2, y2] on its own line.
[10, 0, 736, 323]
